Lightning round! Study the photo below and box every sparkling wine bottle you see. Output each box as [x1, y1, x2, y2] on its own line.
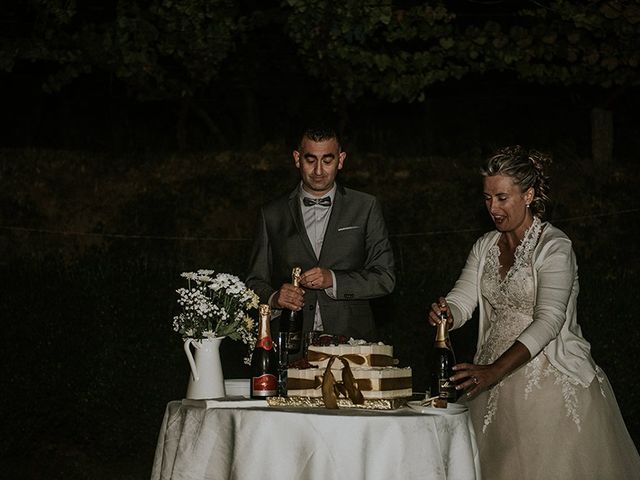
[280, 266, 303, 354]
[250, 304, 278, 398]
[429, 309, 457, 401]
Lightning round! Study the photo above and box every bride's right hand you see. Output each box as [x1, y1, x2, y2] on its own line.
[428, 297, 454, 327]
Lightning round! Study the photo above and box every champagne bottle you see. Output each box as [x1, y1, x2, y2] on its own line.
[429, 309, 457, 401]
[280, 266, 303, 354]
[275, 332, 288, 397]
[251, 304, 278, 398]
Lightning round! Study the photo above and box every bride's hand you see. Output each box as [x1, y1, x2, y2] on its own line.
[450, 363, 499, 397]
[428, 297, 454, 327]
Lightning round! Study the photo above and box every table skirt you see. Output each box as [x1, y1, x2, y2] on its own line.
[151, 400, 481, 480]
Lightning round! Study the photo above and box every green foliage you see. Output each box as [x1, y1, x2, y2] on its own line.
[3, 0, 244, 98]
[284, 0, 640, 103]
[3, 0, 638, 149]
[496, 1, 640, 87]
[109, 0, 244, 99]
[3, 1, 639, 103]
[284, 1, 461, 102]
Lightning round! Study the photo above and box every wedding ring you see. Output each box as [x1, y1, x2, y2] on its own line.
[472, 376, 479, 385]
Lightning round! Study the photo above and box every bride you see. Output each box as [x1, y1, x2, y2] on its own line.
[428, 146, 640, 479]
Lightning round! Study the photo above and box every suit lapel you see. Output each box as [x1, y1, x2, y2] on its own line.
[318, 184, 344, 264]
[288, 188, 318, 261]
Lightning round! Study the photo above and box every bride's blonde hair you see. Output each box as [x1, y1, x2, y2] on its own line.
[481, 145, 552, 219]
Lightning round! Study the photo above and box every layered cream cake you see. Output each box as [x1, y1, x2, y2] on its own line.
[287, 338, 412, 400]
[306, 342, 397, 368]
[287, 365, 412, 399]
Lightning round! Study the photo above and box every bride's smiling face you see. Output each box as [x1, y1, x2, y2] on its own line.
[483, 175, 534, 234]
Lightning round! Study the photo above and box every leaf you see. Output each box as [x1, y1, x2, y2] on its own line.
[601, 56, 619, 71]
[439, 37, 455, 49]
[567, 31, 581, 44]
[600, 4, 621, 19]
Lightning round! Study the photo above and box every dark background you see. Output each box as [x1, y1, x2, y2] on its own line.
[1, 2, 639, 479]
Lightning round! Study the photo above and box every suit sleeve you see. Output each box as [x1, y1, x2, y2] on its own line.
[245, 209, 276, 304]
[332, 198, 396, 299]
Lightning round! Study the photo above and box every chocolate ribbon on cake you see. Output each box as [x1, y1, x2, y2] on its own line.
[307, 350, 399, 367]
[287, 375, 412, 392]
[320, 355, 365, 409]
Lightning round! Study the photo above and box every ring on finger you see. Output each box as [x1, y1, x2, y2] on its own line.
[472, 376, 479, 385]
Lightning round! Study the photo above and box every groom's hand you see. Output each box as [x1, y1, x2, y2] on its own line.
[274, 283, 305, 311]
[299, 267, 333, 290]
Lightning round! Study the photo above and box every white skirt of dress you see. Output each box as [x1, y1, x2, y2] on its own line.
[466, 353, 640, 480]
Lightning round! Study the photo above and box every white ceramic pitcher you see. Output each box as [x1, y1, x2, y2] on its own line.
[184, 336, 226, 399]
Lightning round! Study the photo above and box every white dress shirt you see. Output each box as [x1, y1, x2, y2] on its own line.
[300, 184, 338, 331]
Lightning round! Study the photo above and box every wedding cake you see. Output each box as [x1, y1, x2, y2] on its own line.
[286, 337, 412, 400]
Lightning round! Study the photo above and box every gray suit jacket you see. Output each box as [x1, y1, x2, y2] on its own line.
[246, 183, 395, 339]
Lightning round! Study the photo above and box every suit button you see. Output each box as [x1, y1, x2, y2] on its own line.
[308, 304, 315, 310]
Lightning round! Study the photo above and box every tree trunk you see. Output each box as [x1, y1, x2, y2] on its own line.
[590, 107, 613, 165]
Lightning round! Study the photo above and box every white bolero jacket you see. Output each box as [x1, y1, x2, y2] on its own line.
[446, 222, 597, 387]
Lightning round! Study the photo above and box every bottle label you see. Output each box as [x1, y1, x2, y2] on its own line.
[256, 337, 274, 350]
[252, 374, 277, 396]
[285, 331, 302, 351]
[438, 379, 457, 400]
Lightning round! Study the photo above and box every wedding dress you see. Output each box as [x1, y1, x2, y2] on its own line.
[466, 219, 640, 479]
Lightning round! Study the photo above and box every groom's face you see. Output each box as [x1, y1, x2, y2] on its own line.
[293, 137, 345, 196]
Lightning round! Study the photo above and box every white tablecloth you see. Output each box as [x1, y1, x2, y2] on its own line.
[151, 400, 481, 480]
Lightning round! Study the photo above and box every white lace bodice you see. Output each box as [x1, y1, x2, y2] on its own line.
[476, 217, 541, 365]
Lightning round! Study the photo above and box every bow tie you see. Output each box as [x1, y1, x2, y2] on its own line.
[303, 196, 332, 207]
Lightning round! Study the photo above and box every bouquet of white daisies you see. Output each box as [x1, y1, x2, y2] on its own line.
[173, 269, 259, 362]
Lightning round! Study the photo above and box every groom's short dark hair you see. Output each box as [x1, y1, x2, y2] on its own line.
[298, 125, 342, 151]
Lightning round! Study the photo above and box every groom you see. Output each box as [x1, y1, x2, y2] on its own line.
[245, 125, 395, 341]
